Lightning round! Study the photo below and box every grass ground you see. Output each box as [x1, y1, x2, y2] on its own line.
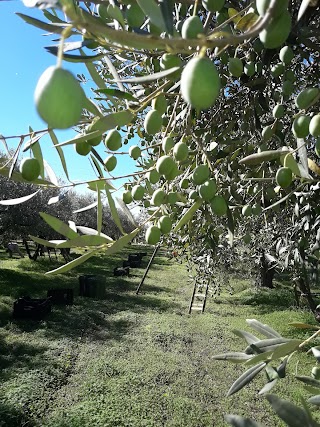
[0, 245, 318, 426]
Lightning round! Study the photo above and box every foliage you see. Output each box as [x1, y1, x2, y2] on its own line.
[214, 318, 320, 426]
[0, 167, 136, 244]
[4, 0, 320, 423]
[5, 0, 320, 274]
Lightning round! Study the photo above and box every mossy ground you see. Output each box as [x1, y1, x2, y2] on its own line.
[0, 245, 318, 426]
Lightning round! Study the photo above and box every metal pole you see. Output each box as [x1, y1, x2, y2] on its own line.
[135, 244, 160, 295]
[188, 280, 197, 314]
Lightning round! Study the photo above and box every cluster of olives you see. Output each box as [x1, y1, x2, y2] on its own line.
[257, 0, 291, 49]
[272, 87, 320, 190]
[30, 0, 311, 250]
[122, 135, 231, 244]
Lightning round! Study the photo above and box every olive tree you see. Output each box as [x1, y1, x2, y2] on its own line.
[3, 0, 320, 423]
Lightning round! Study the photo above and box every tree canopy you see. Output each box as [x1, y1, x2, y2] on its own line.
[3, 0, 318, 282]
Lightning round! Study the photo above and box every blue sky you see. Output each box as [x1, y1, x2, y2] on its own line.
[0, 1, 138, 195]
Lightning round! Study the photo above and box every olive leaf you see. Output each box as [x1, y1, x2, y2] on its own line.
[116, 197, 139, 229]
[0, 190, 41, 206]
[137, 0, 167, 32]
[245, 338, 292, 355]
[266, 394, 318, 427]
[281, 153, 301, 177]
[228, 8, 242, 24]
[232, 329, 260, 345]
[173, 199, 203, 232]
[296, 138, 312, 179]
[308, 395, 320, 406]
[235, 12, 259, 31]
[296, 376, 320, 388]
[271, 340, 302, 360]
[227, 362, 266, 396]
[289, 322, 320, 330]
[95, 88, 138, 102]
[103, 228, 140, 256]
[312, 347, 320, 361]
[49, 130, 70, 181]
[104, 184, 125, 235]
[90, 154, 104, 179]
[45, 46, 104, 63]
[97, 186, 103, 235]
[212, 352, 253, 363]
[56, 235, 111, 248]
[244, 350, 274, 366]
[246, 319, 282, 338]
[56, 130, 102, 147]
[239, 150, 291, 166]
[115, 67, 181, 83]
[16, 13, 66, 34]
[76, 226, 112, 241]
[22, 134, 43, 152]
[227, 207, 234, 246]
[159, 0, 174, 35]
[277, 355, 289, 378]
[29, 236, 60, 248]
[91, 110, 135, 134]
[45, 250, 99, 275]
[40, 212, 79, 239]
[258, 379, 278, 395]
[298, 0, 318, 22]
[43, 159, 59, 186]
[48, 193, 67, 205]
[308, 158, 320, 176]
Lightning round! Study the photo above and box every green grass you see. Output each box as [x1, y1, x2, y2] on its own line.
[0, 246, 318, 426]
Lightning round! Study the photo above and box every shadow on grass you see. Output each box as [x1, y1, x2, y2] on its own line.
[0, 252, 179, 338]
[0, 400, 28, 427]
[0, 333, 48, 378]
[11, 288, 177, 339]
[223, 286, 298, 314]
[0, 245, 180, 373]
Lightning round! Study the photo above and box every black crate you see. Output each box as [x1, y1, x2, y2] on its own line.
[129, 260, 141, 268]
[128, 254, 141, 262]
[79, 275, 106, 298]
[123, 259, 141, 268]
[114, 267, 130, 276]
[47, 288, 74, 305]
[13, 296, 52, 320]
[138, 252, 147, 258]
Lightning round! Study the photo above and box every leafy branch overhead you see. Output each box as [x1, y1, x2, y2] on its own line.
[8, 0, 319, 263]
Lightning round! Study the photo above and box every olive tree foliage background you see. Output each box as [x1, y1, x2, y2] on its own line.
[3, 0, 320, 424]
[8, 0, 319, 279]
[0, 154, 135, 244]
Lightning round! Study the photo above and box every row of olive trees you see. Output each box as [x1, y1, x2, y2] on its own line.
[0, 172, 136, 245]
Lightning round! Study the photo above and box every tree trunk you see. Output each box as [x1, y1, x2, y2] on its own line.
[259, 250, 275, 288]
[297, 249, 317, 313]
[294, 275, 316, 313]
